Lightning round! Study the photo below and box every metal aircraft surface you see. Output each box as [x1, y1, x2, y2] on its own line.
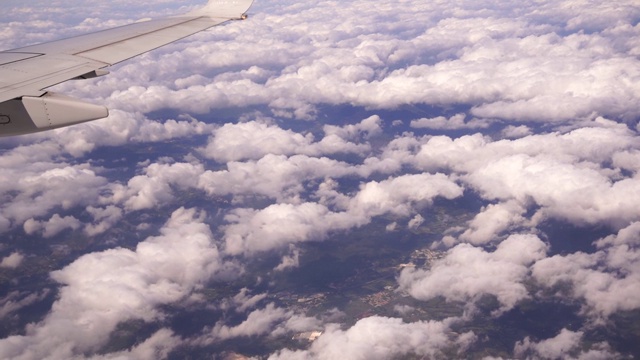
[0, 0, 254, 136]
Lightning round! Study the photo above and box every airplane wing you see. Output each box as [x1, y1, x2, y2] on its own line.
[0, 0, 254, 137]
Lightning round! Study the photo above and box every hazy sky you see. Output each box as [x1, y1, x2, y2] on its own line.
[1, 0, 640, 358]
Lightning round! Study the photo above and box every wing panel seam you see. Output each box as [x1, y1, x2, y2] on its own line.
[71, 16, 229, 64]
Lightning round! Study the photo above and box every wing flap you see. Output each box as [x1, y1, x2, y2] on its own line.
[0, 52, 41, 66]
[0, 53, 107, 103]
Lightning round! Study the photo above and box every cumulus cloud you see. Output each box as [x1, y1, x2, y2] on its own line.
[532, 222, 640, 317]
[0, 164, 108, 228]
[223, 173, 462, 255]
[10, 0, 640, 127]
[457, 200, 528, 245]
[23, 214, 82, 238]
[201, 121, 318, 162]
[347, 173, 463, 218]
[409, 120, 640, 228]
[114, 162, 205, 211]
[2, 0, 640, 357]
[198, 303, 321, 344]
[76, 0, 640, 124]
[91, 329, 183, 360]
[268, 316, 471, 360]
[0, 121, 206, 236]
[50, 110, 213, 157]
[223, 202, 343, 255]
[514, 329, 583, 359]
[514, 328, 620, 360]
[84, 205, 124, 236]
[501, 125, 533, 139]
[197, 154, 356, 202]
[410, 113, 489, 130]
[399, 234, 548, 313]
[200, 117, 376, 163]
[408, 214, 425, 229]
[274, 245, 301, 271]
[0, 252, 25, 269]
[322, 115, 383, 140]
[0, 207, 233, 359]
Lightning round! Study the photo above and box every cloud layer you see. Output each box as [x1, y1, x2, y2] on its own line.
[1, 0, 640, 359]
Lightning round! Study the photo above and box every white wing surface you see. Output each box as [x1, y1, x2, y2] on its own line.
[0, 0, 254, 136]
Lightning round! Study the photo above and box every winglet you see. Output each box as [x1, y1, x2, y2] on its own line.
[188, 0, 255, 19]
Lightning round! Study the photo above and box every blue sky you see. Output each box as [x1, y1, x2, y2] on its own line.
[1, 0, 640, 358]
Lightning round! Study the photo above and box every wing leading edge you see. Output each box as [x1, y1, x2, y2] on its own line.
[0, 0, 254, 137]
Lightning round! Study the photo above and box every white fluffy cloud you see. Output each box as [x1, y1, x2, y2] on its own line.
[23, 214, 82, 238]
[457, 200, 528, 245]
[399, 234, 548, 313]
[90, 329, 183, 360]
[408, 120, 640, 229]
[200, 116, 378, 163]
[223, 173, 462, 255]
[268, 316, 470, 360]
[0, 111, 213, 236]
[49, 110, 213, 157]
[515, 329, 583, 359]
[532, 222, 640, 317]
[223, 202, 345, 255]
[49, 0, 638, 125]
[514, 328, 619, 359]
[0, 252, 25, 269]
[202, 303, 321, 343]
[274, 245, 301, 271]
[0, 207, 232, 359]
[197, 154, 356, 201]
[84, 205, 124, 236]
[116, 162, 205, 211]
[410, 113, 489, 130]
[0, 165, 108, 227]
